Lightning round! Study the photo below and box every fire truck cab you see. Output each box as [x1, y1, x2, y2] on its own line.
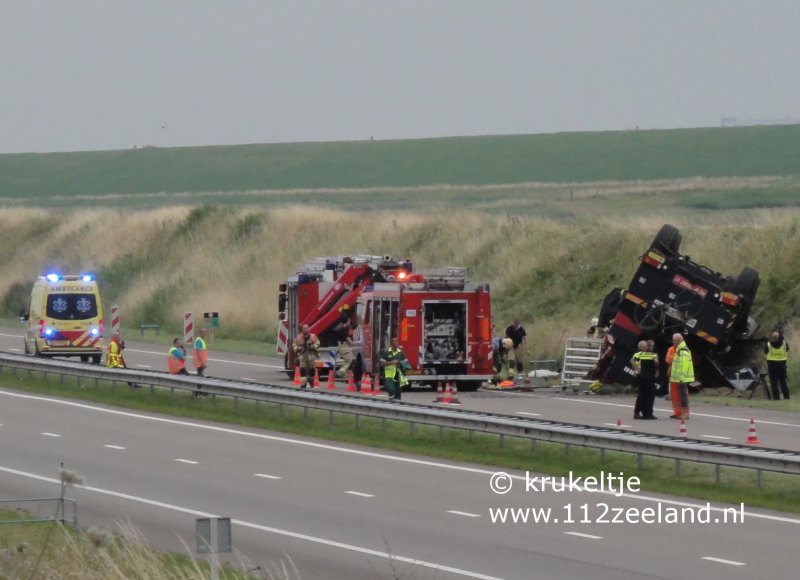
[277, 255, 494, 390]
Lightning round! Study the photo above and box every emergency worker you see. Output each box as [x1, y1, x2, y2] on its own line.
[168, 338, 189, 375]
[336, 337, 355, 379]
[669, 333, 694, 420]
[665, 343, 681, 418]
[631, 340, 658, 420]
[505, 318, 528, 376]
[765, 330, 790, 400]
[496, 338, 514, 382]
[293, 324, 320, 387]
[106, 333, 125, 369]
[193, 328, 208, 377]
[380, 337, 407, 400]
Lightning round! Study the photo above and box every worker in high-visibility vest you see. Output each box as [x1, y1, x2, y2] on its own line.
[106, 333, 125, 369]
[168, 338, 188, 375]
[665, 344, 681, 418]
[293, 324, 320, 387]
[631, 340, 659, 420]
[669, 333, 694, 420]
[193, 328, 208, 377]
[380, 337, 407, 400]
[765, 330, 790, 400]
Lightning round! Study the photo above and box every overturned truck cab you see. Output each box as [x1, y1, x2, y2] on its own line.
[598, 225, 761, 390]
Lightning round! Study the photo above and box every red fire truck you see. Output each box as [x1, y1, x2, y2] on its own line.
[277, 255, 494, 390]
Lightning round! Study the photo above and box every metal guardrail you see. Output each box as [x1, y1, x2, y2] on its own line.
[1, 353, 800, 478]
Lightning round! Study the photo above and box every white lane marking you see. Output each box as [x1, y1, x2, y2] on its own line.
[10, 348, 20, 352]
[564, 531, 602, 540]
[603, 422, 630, 428]
[702, 556, 746, 566]
[344, 491, 374, 498]
[447, 510, 481, 518]
[493, 390, 800, 428]
[2, 390, 800, 526]
[104, 444, 126, 450]
[516, 411, 541, 417]
[136, 364, 151, 368]
[0, 465, 504, 580]
[241, 377, 256, 381]
[254, 473, 281, 480]
[701, 435, 732, 440]
[174, 458, 198, 465]
[122, 348, 284, 369]
[41, 432, 61, 438]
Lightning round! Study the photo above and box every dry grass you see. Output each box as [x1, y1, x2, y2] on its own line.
[3, 205, 800, 356]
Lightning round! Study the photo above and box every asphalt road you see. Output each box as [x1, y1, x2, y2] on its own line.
[2, 328, 798, 452]
[1, 389, 799, 580]
[3, 327, 800, 578]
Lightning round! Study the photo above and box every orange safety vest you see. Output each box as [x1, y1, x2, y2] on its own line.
[168, 346, 186, 374]
[193, 337, 208, 368]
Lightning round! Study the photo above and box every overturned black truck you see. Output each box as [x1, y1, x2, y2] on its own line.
[596, 224, 762, 390]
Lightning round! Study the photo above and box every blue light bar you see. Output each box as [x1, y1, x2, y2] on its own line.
[81, 274, 94, 282]
[45, 273, 61, 283]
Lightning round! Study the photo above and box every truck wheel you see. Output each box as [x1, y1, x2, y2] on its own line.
[650, 224, 681, 255]
[80, 355, 90, 363]
[92, 354, 102, 365]
[456, 380, 483, 392]
[732, 267, 760, 325]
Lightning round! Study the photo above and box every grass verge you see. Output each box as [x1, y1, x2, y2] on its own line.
[0, 508, 265, 579]
[4, 368, 799, 515]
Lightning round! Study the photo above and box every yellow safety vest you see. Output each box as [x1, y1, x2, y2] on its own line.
[670, 342, 695, 383]
[767, 340, 788, 362]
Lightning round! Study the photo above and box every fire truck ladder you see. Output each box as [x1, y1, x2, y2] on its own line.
[560, 337, 603, 390]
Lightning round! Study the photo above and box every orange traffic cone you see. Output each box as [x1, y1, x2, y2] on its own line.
[679, 418, 687, 437]
[616, 419, 622, 428]
[448, 383, 462, 405]
[361, 374, 373, 395]
[372, 374, 381, 396]
[346, 371, 357, 392]
[326, 370, 336, 390]
[292, 366, 301, 386]
[433, 381, 444, 402]
[745, 418, 760, 445]
[312, 368, 321, 388]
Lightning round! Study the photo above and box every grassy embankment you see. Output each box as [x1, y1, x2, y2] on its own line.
[0, 508, 269, 579]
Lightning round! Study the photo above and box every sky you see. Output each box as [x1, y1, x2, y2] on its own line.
[1, 0, 799, 154]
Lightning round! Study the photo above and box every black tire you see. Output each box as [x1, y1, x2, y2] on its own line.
[732, 267, 760, 307]
[650, 224, 681, 255]
[92, 354, 102, 365]
[80, 354, 89, 363]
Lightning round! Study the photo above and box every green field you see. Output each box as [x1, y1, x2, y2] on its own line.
[1, 125, 800, 212]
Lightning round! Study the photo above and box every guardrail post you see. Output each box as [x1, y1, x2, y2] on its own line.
[279, 403, 284, 418]
[531, 439, 538, 452]
[233, 396, 238, 411]
[303, 407, 308, 419]
[409, 423, 415, 436]
[600, 448, 606, 462]
[675, 459, 681, 476]
[382, 418, 387, 433]
[565, 444, 571, 457]
[468, 430, 473, 443]
[355, 414, 360, 430]
[76, 376, 81, 388]
[499, 434, 505, 448]
[715, 464, 721, 484]
[328, 411, 333, 428]
[60, 373, 64, 385]
[438, 426, 443, 441]
[757, 469, 763, 489]
[637, 454, 643, 469]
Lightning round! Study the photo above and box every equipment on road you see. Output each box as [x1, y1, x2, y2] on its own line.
[277, 255, 494, 391]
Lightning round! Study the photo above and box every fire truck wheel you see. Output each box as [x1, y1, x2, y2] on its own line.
[650, 224, 681, 255]
[80, 355, 90, 363]
[92, 354, 102, 365]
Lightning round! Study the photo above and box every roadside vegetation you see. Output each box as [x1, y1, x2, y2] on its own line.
[0, 508, 275, 579]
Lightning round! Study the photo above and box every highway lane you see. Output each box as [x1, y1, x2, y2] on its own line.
[1, 389, 799, 579]
[2, 328, 799, 452]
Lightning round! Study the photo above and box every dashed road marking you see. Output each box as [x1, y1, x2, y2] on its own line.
[41, 432, 61, 438]
[564, 531, 602, 540]
[174, 458, 198, 465]
[241, 377, 256, 381]
[447, 510, 481, 518]
[254, 473, 281, 480]
[702, 556, 746, 566]
[603, 422, 629, 428]
[104, 445, 126, 450]
[701, 435, 732, 440]
[517, 412, 541, 417]
[136, 364, 151, 368]
[344, 491, 374, 498]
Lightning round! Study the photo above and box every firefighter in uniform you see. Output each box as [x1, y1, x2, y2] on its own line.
[496, 337, 514, 382]
[669, 333, 694, 420]
[380, 337, 407, 400]
[631, 340, 659, 419]
[193, 328, 208, 377]
[765, 330, 790, 400]
[293, 324, 320, 387]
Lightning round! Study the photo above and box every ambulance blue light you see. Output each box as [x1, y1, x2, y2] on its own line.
[43, 327, 55, 337]
[81, 274, 94, 282]
[46, 273, 61, 283]
[90, 328, 99, 336]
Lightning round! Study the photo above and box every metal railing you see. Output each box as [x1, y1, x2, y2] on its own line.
[1, 353, 799, 481]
